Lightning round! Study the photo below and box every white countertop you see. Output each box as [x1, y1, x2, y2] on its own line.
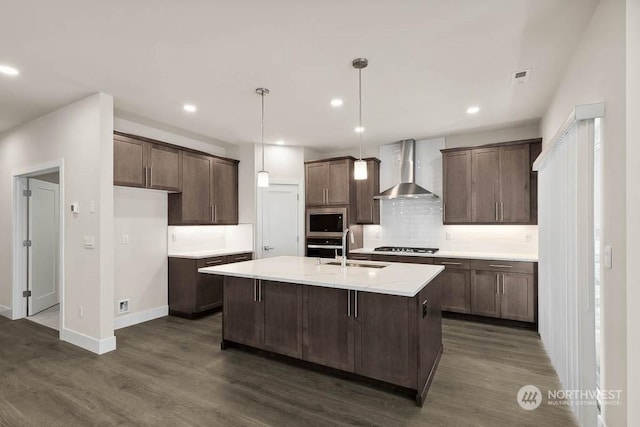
[168, 249, 253, 259]
[198, 256, 444, 297]
[350, 248, 538, 262]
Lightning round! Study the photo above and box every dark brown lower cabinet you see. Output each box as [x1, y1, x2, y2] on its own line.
[303, 286, 354, 371]
[169, 252, 252, 318]
[222, 276, 443, 406]
[470, 270, 536, 322]
[262, 281, 303, 358]
[439, 269, 471, 314]
[470, 270, 501, 318]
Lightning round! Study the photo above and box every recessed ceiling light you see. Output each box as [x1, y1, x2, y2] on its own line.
[354, 126, 365, 133]
[183, 104, 197, 113]
[330, 99, 343, 107]
[466, 106, 480, 114]
[0, 65, 19, 76]
[276, 140, 285, 145]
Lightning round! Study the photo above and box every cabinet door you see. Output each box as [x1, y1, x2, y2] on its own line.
[442, 151, 472, 223]
[262, 280, 303, 358]
[305, 163, 328, 206]
[471, 148, 500, 223]
[223, 277, 263, 347]
[470, 270, 500, 318]
[212, 158, 238, 224]
[181, 152, 212, 224]
[195, 257, 226, 312]
[354, 291, 417, 388]
[147, 143, 181, 191]
[439, 269, 471, 314]
[114, 136, 146, 187]
[356, 160, 380, 224]
[303, 286, 354, 372]
[328, 160, 351, 205]
[500, 273, 535, 322]
[499, 145, 531, 223]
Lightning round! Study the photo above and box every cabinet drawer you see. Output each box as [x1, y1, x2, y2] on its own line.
[370, 254, 431, 264]
[197, 256, 227, 268]
[227, 253, 253, 263]
[349, 254, 372, 261]
[432, 258, 469, 270]
[469, 259, 535, 274]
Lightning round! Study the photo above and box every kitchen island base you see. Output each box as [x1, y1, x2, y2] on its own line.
[220, 275, 442, 407]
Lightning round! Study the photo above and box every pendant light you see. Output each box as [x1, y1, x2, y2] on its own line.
[353, 58, 368, 180]
[256, 87, 270, 188]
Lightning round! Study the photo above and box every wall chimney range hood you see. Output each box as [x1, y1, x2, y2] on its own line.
[374, 139, 438, 200]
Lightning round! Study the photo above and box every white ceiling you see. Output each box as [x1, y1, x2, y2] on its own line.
[0, 0, 597, 151]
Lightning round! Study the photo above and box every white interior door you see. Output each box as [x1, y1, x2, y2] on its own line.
[262, 184, 299, 258]
[28, 178, 60, 315]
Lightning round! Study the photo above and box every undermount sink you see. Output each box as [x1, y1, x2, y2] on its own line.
[325, 261, 388, 269]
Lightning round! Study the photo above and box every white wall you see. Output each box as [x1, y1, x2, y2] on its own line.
[627, 0, 640, 424]
[540, 0, 627, 425]
[114, 187, 168, 328]
[0, 93, 115, 353]
[444, 120, 541, 148]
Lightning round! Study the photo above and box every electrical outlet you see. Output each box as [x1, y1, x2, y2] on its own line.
[122, 234, 129, 244]
[118, 299, 130, 314]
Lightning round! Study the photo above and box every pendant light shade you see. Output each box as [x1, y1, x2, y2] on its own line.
[256, 87, 270, 188]
[353, 58, 368, 180]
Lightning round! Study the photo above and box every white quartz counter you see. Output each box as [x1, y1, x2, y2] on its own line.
[350, 248, 538, 262]
[168, 249, 253, 259]
[198, 256, 444, 297]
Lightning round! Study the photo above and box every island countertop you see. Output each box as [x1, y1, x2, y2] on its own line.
[198, 255, 444, 297]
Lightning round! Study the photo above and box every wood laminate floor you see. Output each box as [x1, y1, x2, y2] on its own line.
[0, 314, 577, 427]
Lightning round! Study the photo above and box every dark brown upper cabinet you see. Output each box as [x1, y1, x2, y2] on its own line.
[442, 139, 541, 225]
[169, 153, 239, 225]
[442, 150, 472, 223]
[114, 133, 181, 191]
[305, 157, 355, 207]
[355, 158, 380, 224]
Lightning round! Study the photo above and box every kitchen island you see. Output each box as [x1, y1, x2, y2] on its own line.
[199, 256, 444, 406]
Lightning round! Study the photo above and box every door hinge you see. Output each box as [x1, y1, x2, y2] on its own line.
[23, 290, 31, 298]
[23, 190, 32, 197]
[23, 240, 32, 247]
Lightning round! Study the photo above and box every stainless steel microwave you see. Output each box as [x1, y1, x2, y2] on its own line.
[306, 207, 348, 238]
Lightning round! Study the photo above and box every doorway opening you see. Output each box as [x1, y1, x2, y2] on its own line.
[12, 162, 64, 334]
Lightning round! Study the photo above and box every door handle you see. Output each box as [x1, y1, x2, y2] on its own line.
[263, 246, 274, 251]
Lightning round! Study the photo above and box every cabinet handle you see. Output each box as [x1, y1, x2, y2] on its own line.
[258, 279, 262, 302]
[501, 202, 504, 221]
[144, 166, 147, 187]
[149, 167, 152, 186]
[495, 202, 499, 221]
[495, 274, 499, 294]
[234, 256, 249, 261]
[253, 279, 257, 302]
[325, 188, 329, 204]
[354, 291, 358, 318]
[370, 205, 374, 220]
[351, 256, 369, 261]
[348, 290, 351, 317]
[489, 264, 513, 268]
[501, 274, 505, 294]
[206, 259, 223, 265]
[443, 203, 446, 220]
[211, 206, 214, 222]
[440, 261, 462, 265]
[214, 205, 218, 222]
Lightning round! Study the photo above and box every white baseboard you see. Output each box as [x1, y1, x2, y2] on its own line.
[114, 305, 168, 330]
[60, 328, 117, 355]
[0, 305, 11, 319]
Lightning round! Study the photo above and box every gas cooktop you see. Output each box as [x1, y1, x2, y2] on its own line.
[374, 246, 439, 254]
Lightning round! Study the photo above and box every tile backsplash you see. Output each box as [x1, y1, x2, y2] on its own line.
[168, 224, 254, 254]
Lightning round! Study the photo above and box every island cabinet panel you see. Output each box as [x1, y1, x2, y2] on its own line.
[262, 281, 303, 358]
[417, 277, 443, 397]
[470, 270, 501, 318]
[354, 292, 418, 389]
[223, 277, 264, 348]
[302, 286, 354, 372]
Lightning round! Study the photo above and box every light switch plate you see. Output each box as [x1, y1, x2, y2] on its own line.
[122, 234, 129, 244]
[604, 245, 612, 269]
[89, 200, 95, 213]
[70, 202, 80, 213]
[83, 235, 95, 249]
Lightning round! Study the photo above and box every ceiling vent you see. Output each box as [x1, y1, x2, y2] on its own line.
[512, 69, 531, 84]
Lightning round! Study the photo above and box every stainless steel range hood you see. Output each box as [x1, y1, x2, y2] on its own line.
[374, 139, 438, 200]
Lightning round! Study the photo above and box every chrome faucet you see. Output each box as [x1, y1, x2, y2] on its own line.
[341, 228, 355, 267]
